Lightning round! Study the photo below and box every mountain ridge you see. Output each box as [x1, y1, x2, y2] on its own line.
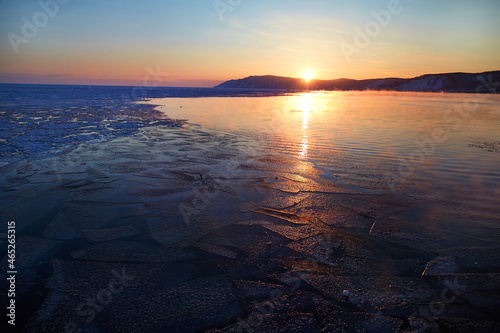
[214, 71, 500, 93]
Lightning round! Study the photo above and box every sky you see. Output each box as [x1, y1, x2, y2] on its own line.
[0, 0, 499, 87]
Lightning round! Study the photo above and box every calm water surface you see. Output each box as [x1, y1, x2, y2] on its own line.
[150, 91, 500, 242]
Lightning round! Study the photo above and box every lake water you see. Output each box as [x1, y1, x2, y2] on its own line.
[149, 91, 500, 242]
[0, 84, 287, 166]
[3, 86, 499, 330]
[2, 85, 499, 242]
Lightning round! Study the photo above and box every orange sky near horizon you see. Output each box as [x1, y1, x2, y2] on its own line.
[0, 0, 499, 87]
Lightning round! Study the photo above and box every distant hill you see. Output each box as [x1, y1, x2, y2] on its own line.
[214, 71, 500, 93]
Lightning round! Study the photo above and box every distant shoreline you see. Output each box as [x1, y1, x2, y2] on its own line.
[215, 70, 500, 93]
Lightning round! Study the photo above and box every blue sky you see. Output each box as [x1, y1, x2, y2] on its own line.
[1, 0, 499, 86]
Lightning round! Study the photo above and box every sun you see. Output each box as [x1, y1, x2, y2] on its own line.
[302, 70, 314, 82]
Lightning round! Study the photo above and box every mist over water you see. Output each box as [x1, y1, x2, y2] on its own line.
[150, 91, 500, 241]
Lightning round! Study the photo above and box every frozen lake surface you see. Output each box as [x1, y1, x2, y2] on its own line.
[0, 84, 283, 166]
[1, 84, 500, 331]
[149, 91, 500, 242]
[2, 84, 499, 241]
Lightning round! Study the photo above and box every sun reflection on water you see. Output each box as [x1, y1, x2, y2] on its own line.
[298, 93, 312, 159]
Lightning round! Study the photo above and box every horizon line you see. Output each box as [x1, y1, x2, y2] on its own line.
[1, 69, 499, 88]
